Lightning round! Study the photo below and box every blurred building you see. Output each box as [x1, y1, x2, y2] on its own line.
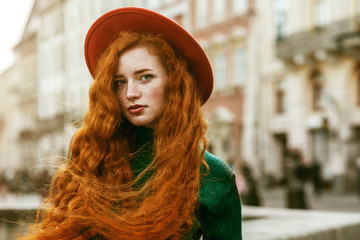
[0, 2, 39, 182]
[1, 0, 359, 194]
[259, 0, 360, 192]
[14, 2, 40, 177]
[0, 66, 21, 181]
[192, 0, 253, 166]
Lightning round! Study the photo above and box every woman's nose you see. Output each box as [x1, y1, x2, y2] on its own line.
[126, 81, 141, 99]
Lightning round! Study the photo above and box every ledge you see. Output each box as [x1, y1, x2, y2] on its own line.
[0, 194, 41, 212]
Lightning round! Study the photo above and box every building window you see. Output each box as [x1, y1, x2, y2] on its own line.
[104, 0, 127, 10]
[134, 0, 148, 8]
[275, 78, 286, 113]
[233, 47, 246, 85]
[313, 0, 330, 28]
[213, 0, 226, 22]
[214, 51, 227, 89]
[273, 0, 287, 40]
[357, 74, 360, 106]
[222, 136, 231, 153]
[310, 70, 325, 110]
[356, 64, 360, 106]
[310, 128, 329, 166]
[148, 0, 161, 8]
[196, 0, 207, 28]
[233, 0, 248, 15]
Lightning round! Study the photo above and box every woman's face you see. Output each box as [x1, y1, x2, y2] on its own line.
[114, 45, 167, 129]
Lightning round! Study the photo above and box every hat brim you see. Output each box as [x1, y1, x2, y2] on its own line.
[84, 7, 213, 104]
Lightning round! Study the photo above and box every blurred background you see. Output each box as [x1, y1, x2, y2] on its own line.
[1, 0, 360, 239]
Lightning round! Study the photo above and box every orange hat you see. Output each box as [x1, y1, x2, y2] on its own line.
[84, 7, 213, 104]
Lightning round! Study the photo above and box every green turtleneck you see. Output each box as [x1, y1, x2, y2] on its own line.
[131, 127, 242, 240]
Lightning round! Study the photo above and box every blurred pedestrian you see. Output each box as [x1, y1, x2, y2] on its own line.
[20, 7, 242, 240]
[240, 162, 261, 206]
[311, 160, 322, 196]
[285, 148, 309, 209]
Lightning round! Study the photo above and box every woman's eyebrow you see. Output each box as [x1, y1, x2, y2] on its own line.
[113, 74, 124, 79]
[113, 68, 154, 79]
[134, 68, 154, 75]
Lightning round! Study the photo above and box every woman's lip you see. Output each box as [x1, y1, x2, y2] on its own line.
[128, 105, 145, 114]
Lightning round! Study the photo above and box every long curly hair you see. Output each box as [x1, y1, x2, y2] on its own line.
[21, 32, 208, 240]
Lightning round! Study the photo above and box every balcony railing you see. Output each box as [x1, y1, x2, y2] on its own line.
[276, 18, 360, 61]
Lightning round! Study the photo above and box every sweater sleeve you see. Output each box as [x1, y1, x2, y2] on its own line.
[199, 152, 242, 240]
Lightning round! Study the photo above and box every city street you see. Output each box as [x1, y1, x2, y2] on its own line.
[258, 187, 360, 213]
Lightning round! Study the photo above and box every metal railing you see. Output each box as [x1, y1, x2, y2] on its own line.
[276, 18, 360, 60]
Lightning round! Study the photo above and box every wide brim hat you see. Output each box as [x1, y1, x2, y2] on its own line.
[84, 7, 213, 104]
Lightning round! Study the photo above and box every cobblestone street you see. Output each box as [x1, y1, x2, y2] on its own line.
[258, 187, 360, 213]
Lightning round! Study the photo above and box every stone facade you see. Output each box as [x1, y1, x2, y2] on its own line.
[192, 0, 252, 167]
[0, 3, 39, 180]
[0, 66, 21, 179]
[258, 0, 360, 191]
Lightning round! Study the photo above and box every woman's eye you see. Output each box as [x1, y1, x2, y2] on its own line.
[141, 74, 153, 81]
[114, 80, 127, 88]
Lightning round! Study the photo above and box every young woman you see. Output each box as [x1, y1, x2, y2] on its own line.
[22, 7, 242, 240]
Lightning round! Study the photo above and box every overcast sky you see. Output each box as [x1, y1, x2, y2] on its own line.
[0, 0, 34, 74]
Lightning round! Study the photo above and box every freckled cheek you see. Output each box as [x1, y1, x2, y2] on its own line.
[151, 89, 166, 110]
[116, 92, 128, 113]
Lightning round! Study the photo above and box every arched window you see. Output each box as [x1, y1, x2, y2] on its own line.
[213, 0, 226, 22]
[313, 0, 330, 28]
[233, 46, 246, 86]
[273, 0, 287, 40]
[214, 51, 227, 89]
[196, 0, 207, 28]
[233, 0, 249, 15]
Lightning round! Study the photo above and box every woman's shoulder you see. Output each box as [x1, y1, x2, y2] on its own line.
[197, 151, 242, 240]
[199, 151, 236, 198]
[202, 151, 235, 181]
[198, 151, 239, 208]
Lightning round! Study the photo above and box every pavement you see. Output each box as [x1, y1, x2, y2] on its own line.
[258, 187, 360, 213]
[242, 206, 360, 240]
[243, 187, 360, 239]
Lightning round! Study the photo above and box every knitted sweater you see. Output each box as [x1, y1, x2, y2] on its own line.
[132, 128, 243, 239]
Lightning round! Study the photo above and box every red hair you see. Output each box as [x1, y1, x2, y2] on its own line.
[21, 32, 208, 240]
